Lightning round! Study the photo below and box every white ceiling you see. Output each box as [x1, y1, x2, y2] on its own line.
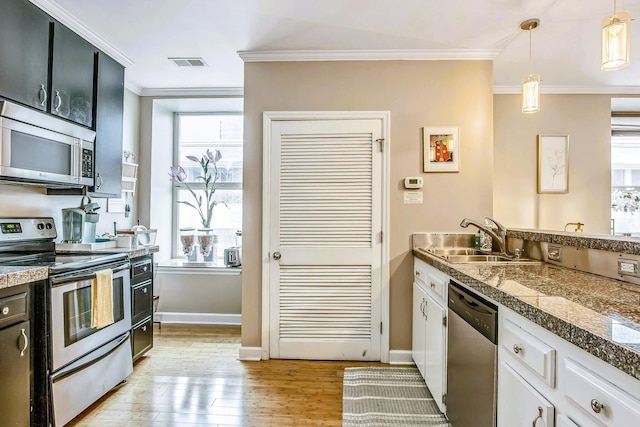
[34, 0, 640, 97]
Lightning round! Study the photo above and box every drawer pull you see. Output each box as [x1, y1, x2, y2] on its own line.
[590, 399, 605, 414]
[141, 325, 147, 332]
[415, 271, 420, 277]
[531, 406, 543, 427]
[513, 344, 523, 354]
[430, 282, 436, 289]
[142, 288, 148, 294]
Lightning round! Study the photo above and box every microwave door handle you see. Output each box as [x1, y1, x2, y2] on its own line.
[71, 140, 80, 180]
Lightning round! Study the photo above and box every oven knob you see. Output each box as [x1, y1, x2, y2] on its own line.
[37, 223, 45, 230]
[2, 306, 8, 315]
[46, 223, 53, 230]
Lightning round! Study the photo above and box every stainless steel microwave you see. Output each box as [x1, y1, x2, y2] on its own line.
[0, 100, 95, 188]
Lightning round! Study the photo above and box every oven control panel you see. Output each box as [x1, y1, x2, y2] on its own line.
[0, 217, 56, 241]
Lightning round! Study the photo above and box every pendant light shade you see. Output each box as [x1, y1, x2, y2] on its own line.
[601, 9, 631, 71]
[520, 19, 540, 114]
[522, 74, 540, 114]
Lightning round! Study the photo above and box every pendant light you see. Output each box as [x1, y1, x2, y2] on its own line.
[521, 19, 540, 114]
[601, 0, 631, 70]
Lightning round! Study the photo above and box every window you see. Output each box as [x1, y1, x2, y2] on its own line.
[611, 135, 640, 236]
[173, 114, 243, 259]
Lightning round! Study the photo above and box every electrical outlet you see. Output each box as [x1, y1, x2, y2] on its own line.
[618, 258, 639, 276]
[548, 245, 562, 262]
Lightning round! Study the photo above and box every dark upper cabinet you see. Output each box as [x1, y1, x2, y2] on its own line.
[0, 0, 50, 111]
[90, 52, 124, 197]
[50, 22, 97, 128]
[0, 0, 97, 128]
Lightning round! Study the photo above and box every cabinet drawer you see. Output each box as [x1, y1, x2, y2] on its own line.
[131, 317, 153, 361]
[131, 280, 153, 325]
[131, 256, 153, 282]
[0, 292, 28, 329]
[414, 264, 427, 287]
[502, 319, 556, 387]
[564, 358, 640, 426]
[426, 268, 447, 301]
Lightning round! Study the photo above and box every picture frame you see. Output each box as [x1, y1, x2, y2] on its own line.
[537, 134, 569, 193]
[423, 126, 460, 172]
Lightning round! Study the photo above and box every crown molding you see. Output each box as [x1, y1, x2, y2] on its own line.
[493, 85, 640, 95]
[29, 0, 133, 67]
[238, 49, 501, 62]
[138, 87, 244, 98]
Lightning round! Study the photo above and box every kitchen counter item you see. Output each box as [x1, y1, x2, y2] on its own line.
[116, 228, 157, 247]
[224, 247, 242, 267]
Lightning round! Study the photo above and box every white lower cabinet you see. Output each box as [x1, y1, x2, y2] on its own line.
[412, 282, 427, 378]
[564, 358, 640, 426]
[498, 361, 555, 427]
[412, 257, 448, 413]
[499, 306, 640, 427]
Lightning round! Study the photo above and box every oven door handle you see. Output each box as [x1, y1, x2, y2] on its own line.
[50, 263, 129, 287]
[50, 332, 131, 383]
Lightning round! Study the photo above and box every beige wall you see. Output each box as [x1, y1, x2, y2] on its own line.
[493, 94, 612, 234]
[242, 60, 494, 351]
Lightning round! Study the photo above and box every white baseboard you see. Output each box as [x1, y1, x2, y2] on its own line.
[154, 312, 241, 325]
[388, 350, 415, 365]
[239, 347, 262, 361]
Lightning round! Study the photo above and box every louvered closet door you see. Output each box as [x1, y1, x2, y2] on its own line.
[269, 118, 382, 360]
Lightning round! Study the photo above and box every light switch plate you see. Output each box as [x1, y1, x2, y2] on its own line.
[548, 245, 562, 262]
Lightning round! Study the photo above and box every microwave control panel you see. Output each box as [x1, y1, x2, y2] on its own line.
[82, 148, 93, 178]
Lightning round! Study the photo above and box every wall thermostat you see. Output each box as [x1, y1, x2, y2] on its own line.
[404, 176, 423, 189]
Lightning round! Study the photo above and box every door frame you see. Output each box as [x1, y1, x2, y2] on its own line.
[261, 110, 391, 362]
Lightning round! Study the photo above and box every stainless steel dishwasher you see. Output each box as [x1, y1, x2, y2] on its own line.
[446, 280, 498, 427]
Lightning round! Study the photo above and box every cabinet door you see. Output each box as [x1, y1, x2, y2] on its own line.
[90, 52, 124, 196]
[412, 282, 427, 379]
[0, 0, 50, 111]
[498, 361, 554, 427]
[424, 293, 446, 413]
[0, 321, 31, 427]
[50, 22, 96, 128]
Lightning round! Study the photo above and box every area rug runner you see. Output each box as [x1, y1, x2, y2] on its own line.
[342, 367, 451, 427]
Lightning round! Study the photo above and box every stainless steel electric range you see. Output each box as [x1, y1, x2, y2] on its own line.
[0, 217, 133, 426]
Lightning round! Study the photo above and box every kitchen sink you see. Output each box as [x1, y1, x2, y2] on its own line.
[417, 247, 540, 264]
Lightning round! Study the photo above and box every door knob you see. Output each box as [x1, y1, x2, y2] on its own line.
[273, 251, 282, 260]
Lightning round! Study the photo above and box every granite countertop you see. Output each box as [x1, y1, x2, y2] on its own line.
[0, 266, 48, 289]
[55, 244, 160, 259]
[413, 249, 640, 381]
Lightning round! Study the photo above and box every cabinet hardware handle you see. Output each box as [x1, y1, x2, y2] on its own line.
[96, 173, 103, 190]
[141, 326, 147, 332]
[39, 84, 47, 106]
[273, 251, 281, 260]
[430, 282, 436, 289]
[513, 344, 523, 354]
[142, 288, 148, 293]
[19, 328, 29, 357]
[531, 406, 543, 427]
[54, 90, 62, 112]
[2, 306, 9, 315]
[415, 271, 420, 277]
[424, 298, 428, 320]
[590, 399, 605, 414]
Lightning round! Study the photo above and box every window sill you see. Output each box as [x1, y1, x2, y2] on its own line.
[156, 259, 242, 275]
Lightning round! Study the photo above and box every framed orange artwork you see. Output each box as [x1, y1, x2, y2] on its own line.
[423, 126, 460, 172]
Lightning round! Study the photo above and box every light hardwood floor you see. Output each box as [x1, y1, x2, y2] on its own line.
[67, 324, 384, 426]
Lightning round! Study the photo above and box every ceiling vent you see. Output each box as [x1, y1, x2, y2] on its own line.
[169, 57, 208, 67]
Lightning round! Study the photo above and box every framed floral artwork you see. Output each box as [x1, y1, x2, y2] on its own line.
[537, 134, 569, 193]
[423, 127, 460, 172]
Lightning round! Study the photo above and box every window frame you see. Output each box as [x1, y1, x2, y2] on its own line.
[171, 111, 243, 259]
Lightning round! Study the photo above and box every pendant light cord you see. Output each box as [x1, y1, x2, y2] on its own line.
[528, 25, 533, 74]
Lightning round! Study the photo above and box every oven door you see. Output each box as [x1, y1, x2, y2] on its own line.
[50, 262, 131, 372]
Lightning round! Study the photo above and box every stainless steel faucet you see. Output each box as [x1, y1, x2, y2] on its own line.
[459, 217, 508, 255]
